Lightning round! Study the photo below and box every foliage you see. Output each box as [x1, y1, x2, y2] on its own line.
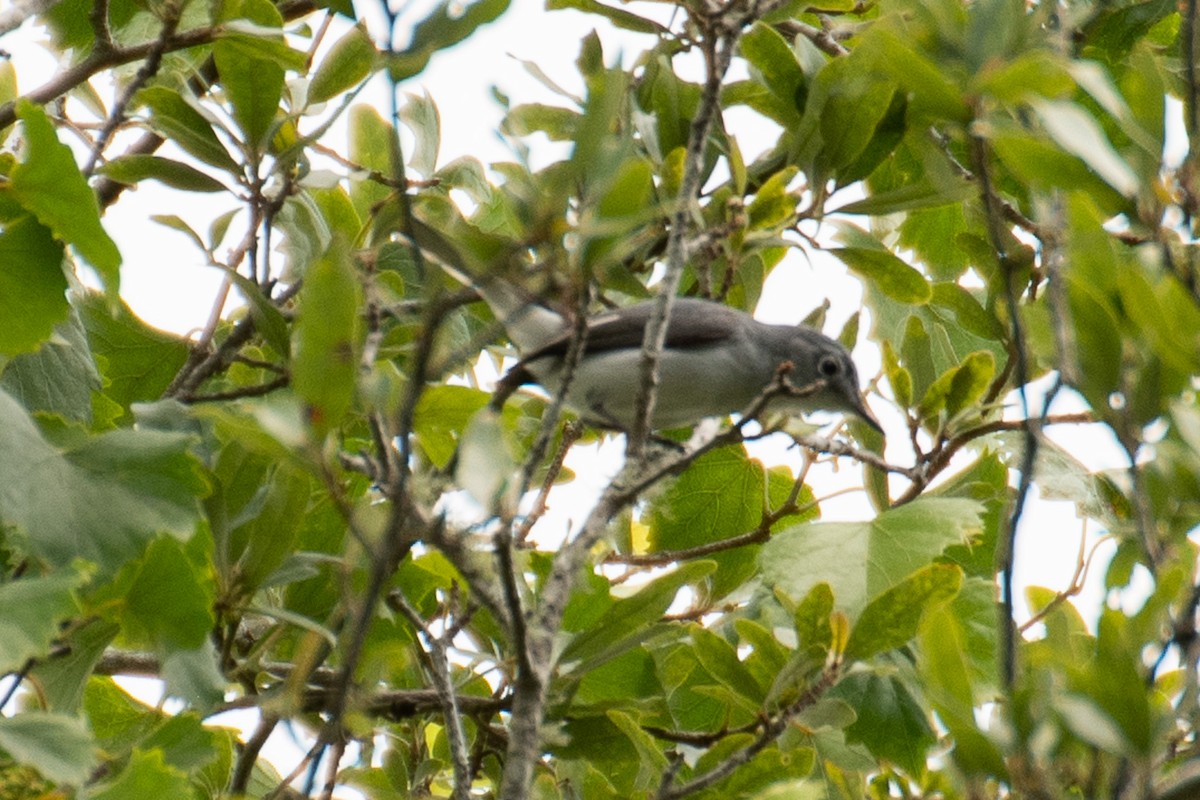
[0, 0, 1198, 798]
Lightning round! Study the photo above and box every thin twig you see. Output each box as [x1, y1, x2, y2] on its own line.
[892, 413, 1092, 506]
[969, 123, 1037, 690]
[317, 733, 347, 800]
[231, 712, 280, 794]
[499, 367, 817, 798]
[655, 666, 839, 799]
[628, 6, 748, 459]
[774, 19, 849, 56]
[390, 593, 473, 800]
[0, 0, 319, 132]
[82, 3, 182, 176]
[1018, 524, 1109, 633]
[266, 738, 325, 800]
[184, 375, 289, 402]
[0, 659, 33, 711]
[515, 421, 584, 543]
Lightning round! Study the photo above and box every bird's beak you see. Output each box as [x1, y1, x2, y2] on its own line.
[851, 393, 884, 436]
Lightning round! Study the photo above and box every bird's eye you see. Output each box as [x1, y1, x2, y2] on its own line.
[818, 356, 841, 377]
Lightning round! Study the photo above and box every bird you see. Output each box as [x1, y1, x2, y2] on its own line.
[449, 268, 883, 435]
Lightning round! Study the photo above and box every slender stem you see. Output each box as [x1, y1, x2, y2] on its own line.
[391, 594, 473, 800]
[0, 0, 319, 132]
[969, 124, 1036, 690]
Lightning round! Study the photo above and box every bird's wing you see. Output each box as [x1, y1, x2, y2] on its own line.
[517, 298, 743, 365]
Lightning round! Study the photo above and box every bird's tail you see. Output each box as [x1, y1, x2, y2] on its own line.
[407, 218, 564, 352]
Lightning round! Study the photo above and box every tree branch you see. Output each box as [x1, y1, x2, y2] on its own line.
[655, 666, 839, 799]
[969, 121, 1038, 691]
[0, 0, 318, 132]
[389, 593, 473, 800]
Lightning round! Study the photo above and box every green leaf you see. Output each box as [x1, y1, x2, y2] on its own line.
[291, 238, 363, 435]
[898, 206, 971, 281]
[761, 496, 982, 617]
[881, 340, 912, 408]
[691, 626, 764, 707]
[1031, 99, 1138, 195]
[78, 293, 189, 426]
[573, 646, 663, 711]
[864, 28, 971, 122]
[964, 0, 1027, 72]
[973, 49, 1073, 102]
[545, 0, 668, 34]
[830, 672, 936, 776]
[214, 21, 308, 71]
[555, 715, 659, 795]
[309, 22, 378, 105]
[0, 59, 16, 109]
[0, 712, 97, 785]
[560, 560, 716, 671]
[161, 642, 227, 711]
[140, 712, 222, 774]
[0, 569, 86, 672]
[1053, 693, 1129, 754]
[400, 90, 441, 178]
[348, 104, 394, 221]
[98, 536, 215, 650]
[1, 307, 100, 424]
[386, 0, 511, 81]
[944, 351, 996, 418]
[96, 155, 227, 192]
[455, 409, 516, 509]
[1064, 276, 1123, 410]
[213, 0, 286, 149]
[832, 247, 932, 304]
[647, 447, 816, 600]
[276, 192, 335, 278]
[929, 283, 1006, 341]
[29, 620, 119, 713]
[838, 90, 908, 186]
[84, 676, 157, 752]
[136, 87, 240, 173]
[412, 385, 491, 468]
[226, 464, 312, 593]
[218, 266, 291, 356]
[831, 178, 975, 216]
[819, 62, 900, 175]
[0, 215, 68, 355]
[919, 604, 1008, 776]
[793, 581, 835, 663]
[87, 747, 191, 800]
[739, 22, 804, 126]
[844, 563, 963, 662]
[0, 390, 207, 573]
[502, 103, 580, 141]
[10, 100, 121, 293]
[917, 350, 996, 421]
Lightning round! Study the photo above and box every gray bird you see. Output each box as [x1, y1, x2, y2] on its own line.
[450, 269, 882, 435]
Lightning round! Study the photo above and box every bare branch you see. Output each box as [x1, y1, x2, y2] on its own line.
[774, 19, 849, 56]
[499, 363, 820, 798]
[628, 6, 757, 458]
[231, 712, 280, 795]
[655, 667, 839, 799]
[969, 122, 1039, 691]
[0, 0, 319, 132]
[83, 3, 182, 176]
[389, 593, 473, 800]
